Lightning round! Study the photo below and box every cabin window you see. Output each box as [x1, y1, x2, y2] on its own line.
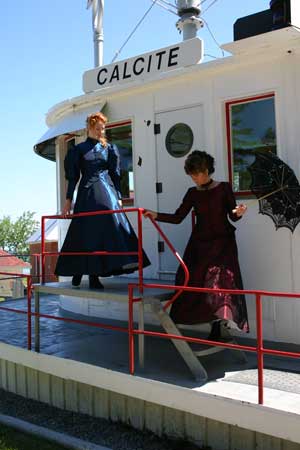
[165, 123, 194, 158]
[106, 121, 134, 205]
[226, 94, 277, 194]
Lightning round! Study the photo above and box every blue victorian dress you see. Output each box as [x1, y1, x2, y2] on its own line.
[55, 137, 150, 277]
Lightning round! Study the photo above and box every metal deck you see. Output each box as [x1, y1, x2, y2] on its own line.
[1, 280, 299, 388]
[1, 282, 300, 444]
[33, 279, 249, 382]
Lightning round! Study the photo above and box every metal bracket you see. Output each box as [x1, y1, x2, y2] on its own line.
[158, 241, 165, 253]
[156, 182, 163, 194]
[154, 123, 161, 135]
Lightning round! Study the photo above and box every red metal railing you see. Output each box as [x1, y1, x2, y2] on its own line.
[40, 208, 189, 293]
[128, 282, 300, 405]
[0, 271, 32, 350]
[26, 208, 188, 351]
[25, 208, 189, 355]
[146, 216, 189, 308]
[40, 208, 148, 290]
[10, 209, 148, 347]
[23, 208, 300, 404]
[0, 210, 300, 408]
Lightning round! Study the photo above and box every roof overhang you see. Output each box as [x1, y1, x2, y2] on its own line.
[34, 101, 106, 161]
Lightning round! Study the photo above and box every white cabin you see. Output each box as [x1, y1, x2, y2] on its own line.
[35, 25, 300, 345]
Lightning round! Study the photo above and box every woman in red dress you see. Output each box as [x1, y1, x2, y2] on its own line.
[144, 150, 249, 337]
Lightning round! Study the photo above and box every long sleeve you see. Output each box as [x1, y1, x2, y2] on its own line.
[224, 182, 241, 222]
[64, 146, 80, 200]
[108, 144, 122, 199]
[156, 189, 193, 224]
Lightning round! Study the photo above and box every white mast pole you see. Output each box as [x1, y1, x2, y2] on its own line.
[175, 0, 203, 40]
[90, 0, 104, 67]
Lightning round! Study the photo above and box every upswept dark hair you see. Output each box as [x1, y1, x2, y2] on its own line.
[184, 150, 215, 175]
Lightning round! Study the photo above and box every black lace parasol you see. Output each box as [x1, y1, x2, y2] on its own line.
[247, 151, 300, 232]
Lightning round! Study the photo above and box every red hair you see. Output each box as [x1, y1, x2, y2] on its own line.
[86, 112, 108, 147]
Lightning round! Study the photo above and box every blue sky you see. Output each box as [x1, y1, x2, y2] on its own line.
[0, 0, 270, 221]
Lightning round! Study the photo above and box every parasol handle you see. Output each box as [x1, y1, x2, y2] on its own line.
[232, 185, 287, 212]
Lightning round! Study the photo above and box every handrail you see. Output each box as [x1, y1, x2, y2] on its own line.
[0, 272, 32, 350]
[40, 208, 190, 297]
[0, 235, 300, 407]
[42, 207, 142, 220]
[146, 216, 189, 310]
[41, 208, 145, 287]
[128, 281, 300, 405]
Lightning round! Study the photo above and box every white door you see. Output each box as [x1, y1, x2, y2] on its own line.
[155, 105, 205, 277]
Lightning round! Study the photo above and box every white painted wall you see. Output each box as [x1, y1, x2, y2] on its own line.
[51, 33, 300, 344]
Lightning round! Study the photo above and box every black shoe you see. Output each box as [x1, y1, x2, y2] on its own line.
[207, 321, 221, 340]
[89, 275, 104, 289]
[72, 275, 82, 287]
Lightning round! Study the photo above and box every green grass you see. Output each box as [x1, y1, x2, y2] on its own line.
[0, 424, 68, 450]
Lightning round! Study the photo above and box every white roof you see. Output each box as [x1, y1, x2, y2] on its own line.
[36, 101, 107, 145]
[34, 100, 106, 161]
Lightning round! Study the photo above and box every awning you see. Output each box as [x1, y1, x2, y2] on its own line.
[34, 100, 106, 161]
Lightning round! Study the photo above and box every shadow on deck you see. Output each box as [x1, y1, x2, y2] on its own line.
[1, 283, 300, 393]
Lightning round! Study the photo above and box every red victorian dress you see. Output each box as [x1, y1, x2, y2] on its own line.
[156, 181, 249, 332]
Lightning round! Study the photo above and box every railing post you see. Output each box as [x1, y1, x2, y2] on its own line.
[128, 284, 135, 375]
[36, 253, 41, 283]
[41, 217, 46, 284]
[27, 276, 32, 350]
[137, 209, 144, 294]
[256, 293, 264, 404]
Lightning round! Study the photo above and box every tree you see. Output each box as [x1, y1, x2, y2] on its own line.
[262, 126, 276, 146]
[0, 216, 12, 253]
[0, 211, 39, 257]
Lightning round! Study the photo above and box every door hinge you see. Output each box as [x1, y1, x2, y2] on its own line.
[158, 241, 165, 253]
[154, 123, 161, 135]
[156, 182, 163, 194]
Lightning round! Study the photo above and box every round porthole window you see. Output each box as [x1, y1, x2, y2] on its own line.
[165, 123, 194, 158]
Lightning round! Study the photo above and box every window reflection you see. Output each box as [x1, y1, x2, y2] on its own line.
[228, 96, 277, 192]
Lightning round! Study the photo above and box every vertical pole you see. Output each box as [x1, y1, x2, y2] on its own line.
[137, 209, 145, 368]
[27, 276, 32, 350]
[41, 217, 45, 284]
[35, 253, 41, 284]
[256, 293, 264, 404]
[137, 209, 144, 294]
[128, 285, 135, 375]
[139, 299, 145, 369]
[176, 0, 202, 40]
[34, 290, 40, 352]
[92, 0, 104, 67]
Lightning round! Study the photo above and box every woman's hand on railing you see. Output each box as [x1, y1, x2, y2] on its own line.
[61, 199, 72, 216]
[143, 209, 158, 220]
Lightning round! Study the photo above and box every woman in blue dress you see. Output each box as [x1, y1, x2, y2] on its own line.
[55, 112, 150, 288]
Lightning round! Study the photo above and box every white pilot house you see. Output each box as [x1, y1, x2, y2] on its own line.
[35, 0, 300, 347]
